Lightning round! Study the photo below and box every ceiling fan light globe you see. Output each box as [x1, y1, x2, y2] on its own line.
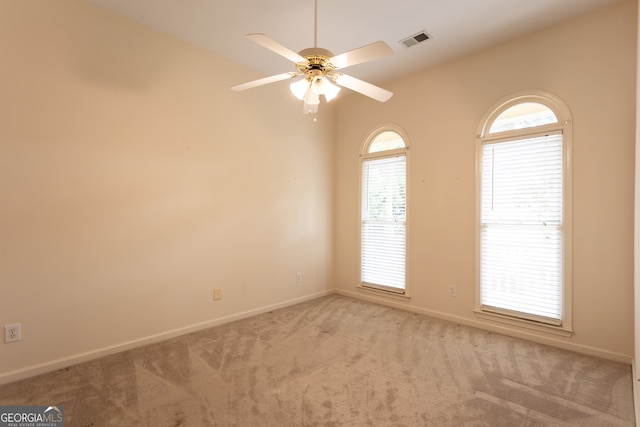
[322, 79, 340, 102]
[290, 78, 309, 100]
[303, 85, 320, 105]
[313, 76, 326, 93]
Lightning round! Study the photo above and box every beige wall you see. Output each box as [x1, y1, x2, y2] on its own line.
[335, 0, 636, 361]
[0, 1, 335, 382]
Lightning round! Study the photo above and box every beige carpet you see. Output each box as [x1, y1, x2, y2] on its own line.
[0, 294, 635, 426]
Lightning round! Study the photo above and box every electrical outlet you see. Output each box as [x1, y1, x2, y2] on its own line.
[213, 288, 222, 301]
[296, 272, 302, 283]
[448, 285, 457, 297]
[5, 323, 21, 343]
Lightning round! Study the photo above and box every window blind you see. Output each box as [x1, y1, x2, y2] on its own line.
[480, 133, 563, 323]
[361, 155, 406, 291]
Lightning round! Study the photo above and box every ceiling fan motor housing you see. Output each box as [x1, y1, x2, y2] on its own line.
[296, 47, 336, 80]
[298, 47, 334, 58]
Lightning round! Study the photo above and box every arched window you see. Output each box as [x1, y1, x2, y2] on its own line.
[476, 91, 572, 333]
[360, 126, 409, 295]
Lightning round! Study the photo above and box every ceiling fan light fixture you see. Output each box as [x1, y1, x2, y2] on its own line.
[291, 75, 340, 109]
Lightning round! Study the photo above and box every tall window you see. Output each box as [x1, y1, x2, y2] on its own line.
[477, 92, 572, 332]
[360, 127, 409, 294]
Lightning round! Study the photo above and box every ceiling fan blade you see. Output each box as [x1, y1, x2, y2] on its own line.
[231, 72, 298, 91]
[333, 74, 393, 102]
[329, 41, 393, 69]
[246, 33, 306, 63]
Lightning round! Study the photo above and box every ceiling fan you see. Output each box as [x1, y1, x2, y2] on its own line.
[231, 0, 394, 114]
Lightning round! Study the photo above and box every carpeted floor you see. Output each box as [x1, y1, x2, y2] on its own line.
[0, 294, 635, 426]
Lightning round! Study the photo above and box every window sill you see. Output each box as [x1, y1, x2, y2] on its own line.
[357, 284, 411, 301]
[474, 309, 573, 338]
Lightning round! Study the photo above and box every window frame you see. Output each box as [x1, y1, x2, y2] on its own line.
[475, 91, 573, 336]
[359, 124, 410, 299]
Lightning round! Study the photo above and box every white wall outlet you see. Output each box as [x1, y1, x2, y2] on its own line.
[213, 288, 222, 301]
[296, 272, 302, 283]
[5, 323, 21, 343]
[448, 284, 457, 297]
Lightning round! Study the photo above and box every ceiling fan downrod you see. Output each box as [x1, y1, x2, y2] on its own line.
[313, 0, 318, 48]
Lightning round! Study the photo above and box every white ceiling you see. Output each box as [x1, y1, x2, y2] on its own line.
[89, 0, 621, 86]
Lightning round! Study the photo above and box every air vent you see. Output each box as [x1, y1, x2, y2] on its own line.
[400, 31, 431, 48]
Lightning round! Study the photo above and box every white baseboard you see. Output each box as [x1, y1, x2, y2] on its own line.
[335, 288, 633, 365]
[633, 358, 640, 426]
[0, 290, 331, 386]
[2, 288, 632, 387]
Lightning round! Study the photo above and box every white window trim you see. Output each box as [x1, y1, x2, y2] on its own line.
[475, 90, 573, 335]
[358, 124, 411, 299]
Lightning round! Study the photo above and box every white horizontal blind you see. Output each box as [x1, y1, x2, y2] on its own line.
[480, 133, 563, 323]
[361, 155, 406, 291]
